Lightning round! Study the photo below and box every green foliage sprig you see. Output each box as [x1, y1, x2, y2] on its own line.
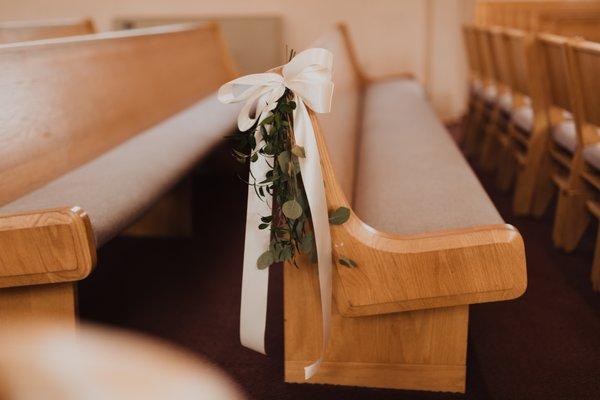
[229, 51, 356, 270]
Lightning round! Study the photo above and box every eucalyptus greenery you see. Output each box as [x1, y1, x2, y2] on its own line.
[229, 52, 356, 270]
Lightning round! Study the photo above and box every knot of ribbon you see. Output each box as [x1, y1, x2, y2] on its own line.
[218, 48, 334, 380]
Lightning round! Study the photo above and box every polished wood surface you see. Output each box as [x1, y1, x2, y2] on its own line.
[284, 24, 527, 392]
[0, 207, 95, 288]
[0, 24, 237, 322]
[0, 23, 236, 207]
[560, 39, 600, 290]
[0, 18, 94, 44]
[475, 1, 600, 42]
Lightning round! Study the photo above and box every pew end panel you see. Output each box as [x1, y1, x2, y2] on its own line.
[0, 207, 96, 324]
[283, 110, 527, 392]
[0, 18, 95, 44]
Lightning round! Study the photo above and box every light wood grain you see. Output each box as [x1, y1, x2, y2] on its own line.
[0, 283, 76, 326]
[0, 24, 237, 321]
[0, 18, 94, 44]
[284, 24, 527, 392]
[475, 1, 600, 42]
[0, 23, 236, 207]
[308, 109, 526, 317]
[0, 207, 95, 288]
[561, 39, 600, 288]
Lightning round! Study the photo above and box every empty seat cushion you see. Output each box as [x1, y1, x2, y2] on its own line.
[584, 144, 600, 171]
[0, 94, 240, 246]
[473, 83, 497, 102]
[512, 106, 533, 132]
[498, 92, 512, 112]
[551, 121, 577, 153]
[353, 79, 503, 235]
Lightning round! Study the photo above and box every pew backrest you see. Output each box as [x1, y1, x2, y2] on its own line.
[538, 33, 573, 122]
[0, 23, 236, 206]
[309, 24, 363, 203]
[504, 29, 531, 99]
[473, 26, 498, 86]
[476, 1, 600, 41]
[566, 39, 600, 146]
[488, 27, 514, 92]
[462, 25, 483, 82]
[0, 18, 94, 44]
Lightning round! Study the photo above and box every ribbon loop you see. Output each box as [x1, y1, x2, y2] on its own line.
[218, 48, 334, 380]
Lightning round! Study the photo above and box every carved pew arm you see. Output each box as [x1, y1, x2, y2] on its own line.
[0, 207, 96, 289]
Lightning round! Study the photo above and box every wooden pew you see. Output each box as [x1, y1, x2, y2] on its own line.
[502, 29, 553, 217]
[0, 23, 238, 324]
[462, 24, 486, 156]
[0, 18, 94, 44]
[464, 26, 500, 168]
[553, 38, 600, 290]
[479, 26, 518, 180]
[284, 24, 527, 393]
[475, 1, 600, 42]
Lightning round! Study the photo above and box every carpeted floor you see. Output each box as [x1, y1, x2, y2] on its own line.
[79, 132, 600, 400]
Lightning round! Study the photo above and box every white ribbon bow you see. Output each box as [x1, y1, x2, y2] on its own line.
[218, 48, 334, 380]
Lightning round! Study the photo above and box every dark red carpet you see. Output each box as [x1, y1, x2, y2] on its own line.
[79, 131, 600, 399]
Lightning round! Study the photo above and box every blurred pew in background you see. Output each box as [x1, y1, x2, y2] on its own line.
[0, 18, 94, 44]
[115, 15, 282, 74]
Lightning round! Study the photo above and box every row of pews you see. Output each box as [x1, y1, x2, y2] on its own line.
[0, 17, 527, 394]
[463, 1, 600, 291]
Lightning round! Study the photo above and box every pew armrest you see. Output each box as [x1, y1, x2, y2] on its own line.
[0, 207, 96, 288]
[331, 216, 527, 317]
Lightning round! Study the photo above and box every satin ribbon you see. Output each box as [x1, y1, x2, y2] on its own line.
[218, 48, 334, 379]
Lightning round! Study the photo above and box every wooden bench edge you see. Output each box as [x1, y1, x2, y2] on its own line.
[0, 206, 96, 288]
[333, 220, 527, 317]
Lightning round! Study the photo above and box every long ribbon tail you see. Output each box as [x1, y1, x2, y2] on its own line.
[293, 98, 333, 380]
[239, 136, 272, 354]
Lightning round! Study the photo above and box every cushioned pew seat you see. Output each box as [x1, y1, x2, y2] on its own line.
[0, 95, 239, 246]
[512, 106, 534, 132]
[551, 121, 577, 153]
[354, 79, 503, 234]
[583, 145, 600, 170]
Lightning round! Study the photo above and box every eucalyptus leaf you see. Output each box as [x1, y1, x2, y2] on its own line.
[282, 199, 302, 219]
[257, 250, 274, 270]
[277, 151, 290, 175]
[338, 257, 357, 268]
[329, 207, 351, 225]
[291, 145, 306, 158]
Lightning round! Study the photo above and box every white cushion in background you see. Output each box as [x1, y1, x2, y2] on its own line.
[354, 78, 503, 235]
[482, 85, 498, 103]
[584, 144, 600, 171]
[512, 106, 534, 132]
[551, 121, 577, 153]
[471, 79, 483, 94]
[498, 92, 512, 112]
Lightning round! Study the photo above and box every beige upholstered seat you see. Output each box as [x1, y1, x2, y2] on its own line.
[512, 105, 534, 132]
[478, 85, 498, 103]
[550, 121, 577, 153]
[0, 95, 239, 246]
[353, 78, 503, 235]
[498, 92, 512, 112]
[583, 144, 600, 170]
